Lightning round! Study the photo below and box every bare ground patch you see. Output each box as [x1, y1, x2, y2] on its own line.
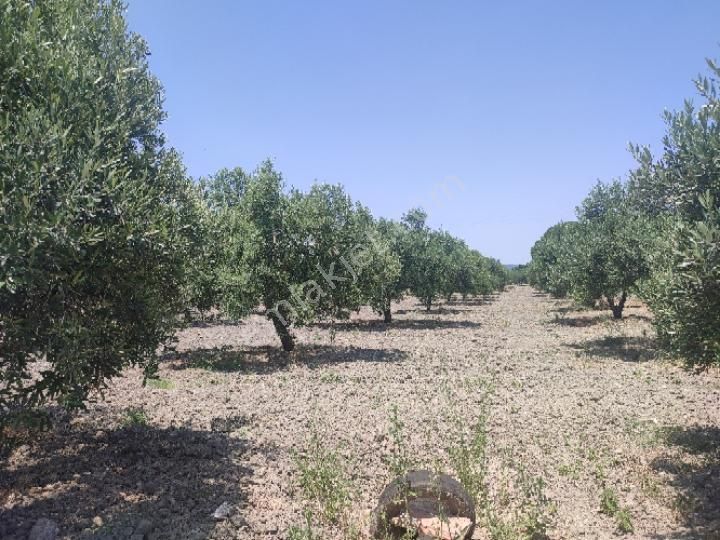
[2, 286, 719, 539]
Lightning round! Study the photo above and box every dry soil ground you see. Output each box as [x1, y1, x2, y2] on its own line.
[2, 285, 719, 539]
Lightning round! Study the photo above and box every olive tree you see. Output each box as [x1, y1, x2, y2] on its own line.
[645, 193, 720, 366]
[628, 59, 720, 222]
[441, 240, 500, 301]
[219, 162, 389, 351]
[400, 209, 452, 311]
[627, 57, 720, 365]
[284, 183, 383, 324]
[199, 167, 248, 212]
[439, 234, 468, 301]
[182, 185, 223, 320]
[483, 256, 509, 292]
[508, 263, 531, 285]
[571, 181, 650, 318]
[453, 248, 492, 300]
[0, 0, 196, 412]
[364, 218, 403, 323]
[181, 168, 250, 320]
[529, 222, 579, 298]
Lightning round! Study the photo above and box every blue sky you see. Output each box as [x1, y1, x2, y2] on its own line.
[126, 1, 720, 263]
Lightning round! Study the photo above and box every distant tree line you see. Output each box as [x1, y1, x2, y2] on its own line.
[0, 0, 508, 414]
[529, 57, 720, 368]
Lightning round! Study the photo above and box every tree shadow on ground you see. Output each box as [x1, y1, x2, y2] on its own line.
[166, 344, 408, 374]
[624, 313, 653, 324]
[313, 319, 481, 333]
[445, 294, 500, 306]
[186, 318, 244, 329]
[649, 425, 720, 539]
[397, 307, 469, 315]
[390, 296, 494, 313]
[548, 308, 652, 327]
[549, 314, 609, 327]
[548, 305, 595, 316]
[0, 421, 258, 539]
[565, 336, 658, 362]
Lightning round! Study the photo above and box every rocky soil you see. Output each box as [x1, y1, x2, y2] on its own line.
[2, 286, 719, 539]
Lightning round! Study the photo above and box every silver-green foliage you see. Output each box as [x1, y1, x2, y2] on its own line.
[0, 0, 197, 411]
[628, 58, 720, 364]
[215, 161, 392, 351]
[644, 194, 720, 366]
[571, 181, 651, 318]
[529, 221, 579, 298]
[531, 181, 651, 318]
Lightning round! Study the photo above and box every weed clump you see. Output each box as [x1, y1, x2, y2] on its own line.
[600, 487, 634, 534]
[122, 408, 148, 427]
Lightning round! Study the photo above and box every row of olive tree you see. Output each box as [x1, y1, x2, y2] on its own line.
[530, 57, 720, 366]
[529, 182, 650, 319]
[187, 169, 507, 351]
[1, 0, 506, 414]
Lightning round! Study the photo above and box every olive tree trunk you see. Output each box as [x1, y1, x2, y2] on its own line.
[607, 292, 628, 320]
[270, 314, 295, 351]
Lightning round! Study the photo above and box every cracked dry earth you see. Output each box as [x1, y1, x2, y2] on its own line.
[2, 285, 720, 539]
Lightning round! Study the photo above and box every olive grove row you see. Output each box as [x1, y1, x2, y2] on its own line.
[527, 58, 720, 368]
[190, 167, 507, 353]
[0, 0, 507, 413]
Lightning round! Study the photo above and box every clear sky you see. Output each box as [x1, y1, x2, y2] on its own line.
[126, 1, 720, 264]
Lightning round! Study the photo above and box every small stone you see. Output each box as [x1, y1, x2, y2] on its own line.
[213, 501, 233, 520]
[28, 518, 59, 540]
[92, 516, 103, 528]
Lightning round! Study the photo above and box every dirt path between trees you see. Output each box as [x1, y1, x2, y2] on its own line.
[2, 286, 719, 539]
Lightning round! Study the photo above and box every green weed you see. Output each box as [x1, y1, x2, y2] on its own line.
[287, 510, 319, 540]
[616, 508, 634, 534]
[385, 405, 415, 478]
[600, 487, 619, 515]
[600, 487, 634, 534]
[446, 412, 488, 506]
[122, 408, 147, 427]
[319, 371, 342, 384]
[294, 433, 350, 524]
